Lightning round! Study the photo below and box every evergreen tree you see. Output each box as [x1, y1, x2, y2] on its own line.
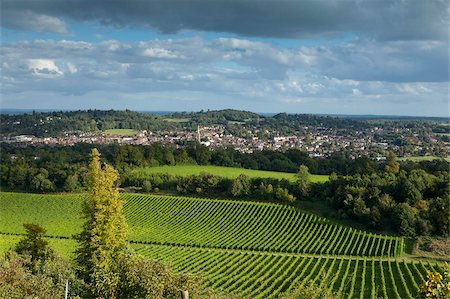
[15, 223, 53, 267]
[74, 148, 128, 283]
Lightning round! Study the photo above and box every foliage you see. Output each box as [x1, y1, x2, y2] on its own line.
[14, 223, 53, 267]
[385, 151, 400, 173]
[326, 170, 450, 236]
[419, 263, 450, 299]
[280, 282, 338, 299]
[296, 165, 311, 197]
[230, 174, 251, 197]
[74, 148, 128, 284]
[0, 251, 84, 299]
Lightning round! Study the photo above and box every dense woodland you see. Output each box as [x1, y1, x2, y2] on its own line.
[1, 142, 448, 238]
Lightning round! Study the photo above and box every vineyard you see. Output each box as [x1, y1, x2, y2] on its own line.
[0, 192, 439, 298]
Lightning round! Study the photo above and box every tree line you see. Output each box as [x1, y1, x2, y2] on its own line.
[1, 142, 448, 193]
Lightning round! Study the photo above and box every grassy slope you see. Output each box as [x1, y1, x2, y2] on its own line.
[104, 128, 138, 136]
[131, 165, 329, 183]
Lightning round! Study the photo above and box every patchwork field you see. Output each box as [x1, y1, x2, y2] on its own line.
[0, 192, 437, 298]
[128, 165, 329, 182]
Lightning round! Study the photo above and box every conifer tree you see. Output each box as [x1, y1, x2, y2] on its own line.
[74, 148, 128, 282]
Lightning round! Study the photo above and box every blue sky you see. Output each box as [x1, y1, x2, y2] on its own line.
[1, 0, 449, 116]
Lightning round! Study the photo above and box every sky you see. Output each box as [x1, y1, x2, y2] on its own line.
[1, 0, 449, 116]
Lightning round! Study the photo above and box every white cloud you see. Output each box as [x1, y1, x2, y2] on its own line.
[1, 37, 447, 116]
[28, 59, 64, 78]
[142, 47, 179, 59]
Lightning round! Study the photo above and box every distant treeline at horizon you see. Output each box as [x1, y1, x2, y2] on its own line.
[1, 108, 448, 121]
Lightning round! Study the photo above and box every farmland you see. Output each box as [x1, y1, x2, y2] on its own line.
[128, 165, 329, 182]
[0, 192, 438, 298]
[104, 128, 138, 136]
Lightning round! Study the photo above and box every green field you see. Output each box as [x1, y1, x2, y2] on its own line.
[104, 128, 138, 136]
[163, 118, 191, 123]
[130, 165, 328, 182]
[0, 191, 436, 298]
[398, 156, 450, 162]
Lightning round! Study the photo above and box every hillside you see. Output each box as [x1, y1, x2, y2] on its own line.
[0, 191, 439, 298]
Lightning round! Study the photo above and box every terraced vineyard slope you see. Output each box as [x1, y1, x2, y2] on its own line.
[0, 192, 436, 298]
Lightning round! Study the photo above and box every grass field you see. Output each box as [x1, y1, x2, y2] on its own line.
[130, 165, 329, 182]
[398, 156, 450, 162]
[104, 128, 138, 136]
[0, 191, 435, 298]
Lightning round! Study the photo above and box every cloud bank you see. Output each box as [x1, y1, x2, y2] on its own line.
[2, 0, 449, 41]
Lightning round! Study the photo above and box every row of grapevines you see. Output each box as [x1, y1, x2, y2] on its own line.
[122, 193, 403, 256]
[134, 244, 436, 299]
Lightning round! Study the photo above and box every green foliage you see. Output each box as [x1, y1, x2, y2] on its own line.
[280, 282, 338, 299]
[394, 203, 418, 237]
[230, 174, 251, 197]
[64, 174, 81, 192]
[274, 186, 295, 202]
[74, 148, 128, 283]
[14, 223, 53, 267]
[419, 263, 450, 299]
[0, 251, 84, 299]
[327, 171, 449, 236]
[30, 168, 55, 192]
[142, 180, 152, 192]
[385, 151, 400, 173]
[112, 251, 202, 299]
[296, 165, 311, 197]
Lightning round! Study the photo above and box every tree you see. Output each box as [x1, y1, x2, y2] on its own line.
[30, 168, 54, 193]
[0, 252, 84, 299]
[142, 180, 152, 192]
[63, 174, 80, 192]
[74, 148, 128, 285]
[385, 151, 400, 173]
[394, 202, 418, 237]
[296, 165, 310, 197]
[230, 174, 251, 197]
[193, 142, 211, 165]
[15, 223, 53, 267]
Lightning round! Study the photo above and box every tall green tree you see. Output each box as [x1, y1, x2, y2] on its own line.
[385, 151, 400, 173]
[296, 165, 311, 197]
[15, 223, 53, 267]
[74, 148, 128, 283]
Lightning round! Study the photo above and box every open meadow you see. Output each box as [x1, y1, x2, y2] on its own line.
[104, 128, 138, 136]
[129, 165, 329, 183]
[0, 191, 439, 298]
